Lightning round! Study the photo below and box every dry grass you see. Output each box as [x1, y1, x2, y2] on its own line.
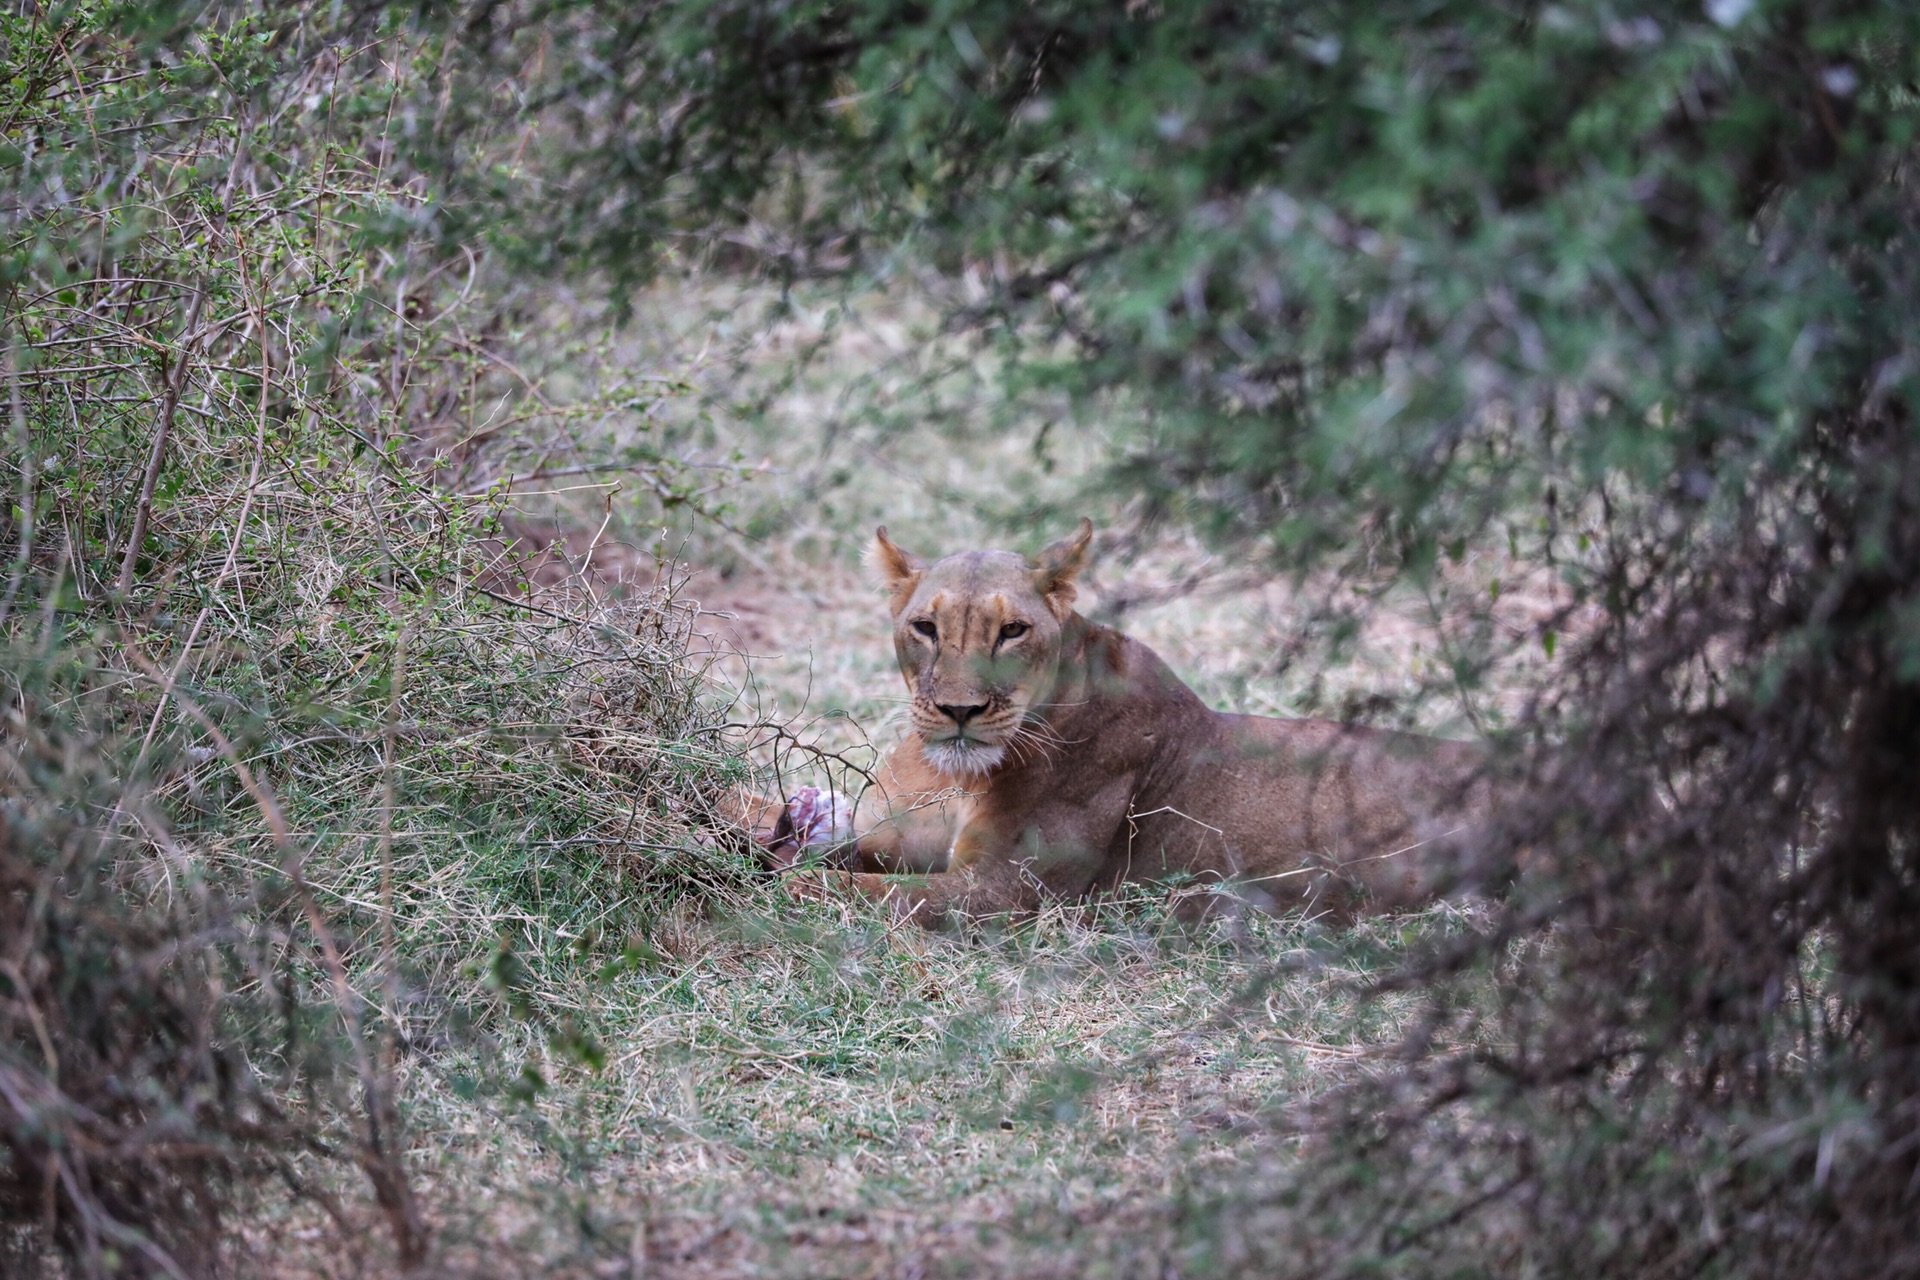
[1, 18, 1508, 1268]
[5, 231, 1506, 1272]
[241, 271, 1512, 1278]
[351, 892, 1473, 1278]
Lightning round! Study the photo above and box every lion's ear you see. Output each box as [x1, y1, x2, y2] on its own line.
[1032, 518, 1094, 621]
[867, 526, 926, 613]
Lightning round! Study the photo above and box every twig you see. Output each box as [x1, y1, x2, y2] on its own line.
[0, 308, 32, 629]
[117, 644, 432, 1270]
[115, 287, 203, 598]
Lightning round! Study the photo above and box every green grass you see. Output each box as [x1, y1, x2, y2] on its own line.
[210, 270, 1508, 1277]
[375, 890, 1469, 1277]
[8, 9, 1894, 1274]
[2, 250, 1498, 1274]
[0, 43, 1495, 1258]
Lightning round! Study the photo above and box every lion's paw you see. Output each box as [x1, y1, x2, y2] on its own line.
[780, 869, 848, 906]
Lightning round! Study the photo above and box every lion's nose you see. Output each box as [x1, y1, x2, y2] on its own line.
[936, 702, 988, 727]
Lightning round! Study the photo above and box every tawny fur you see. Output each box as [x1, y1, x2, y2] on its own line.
[767, 521, 1492, 927]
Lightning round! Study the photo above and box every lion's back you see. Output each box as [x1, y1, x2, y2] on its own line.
[1122, 708, 1489, 912]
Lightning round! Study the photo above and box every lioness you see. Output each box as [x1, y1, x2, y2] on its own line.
[758, 521, 1491, 927]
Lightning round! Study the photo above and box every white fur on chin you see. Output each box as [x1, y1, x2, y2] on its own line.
[922, 739, 1006, 778]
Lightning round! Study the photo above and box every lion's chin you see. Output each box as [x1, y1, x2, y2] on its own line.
[921, 738, 1006, 779]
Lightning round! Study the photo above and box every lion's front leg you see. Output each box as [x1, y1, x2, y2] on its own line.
[786, 829, 1106, 929]
[782, 782, 1128, 927]
[783, 863, 1039, 929]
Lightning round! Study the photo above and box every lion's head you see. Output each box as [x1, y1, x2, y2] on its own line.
[868, 519, 1094, 779]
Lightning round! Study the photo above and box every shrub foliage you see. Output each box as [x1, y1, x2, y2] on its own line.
[9, 0, 1920, 1272]
[393, 0, 1920, 1273]
[1, 4, 742, 1271]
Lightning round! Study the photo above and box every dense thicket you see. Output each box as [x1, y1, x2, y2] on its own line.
[0, 5, 741, 1272]
[386, 1, 1920, 1274]
[10, 0, 1920, 1272]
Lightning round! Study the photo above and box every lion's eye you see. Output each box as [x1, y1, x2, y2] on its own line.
[912, 620, 937, 640]
[999, 622, 1030, 641]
